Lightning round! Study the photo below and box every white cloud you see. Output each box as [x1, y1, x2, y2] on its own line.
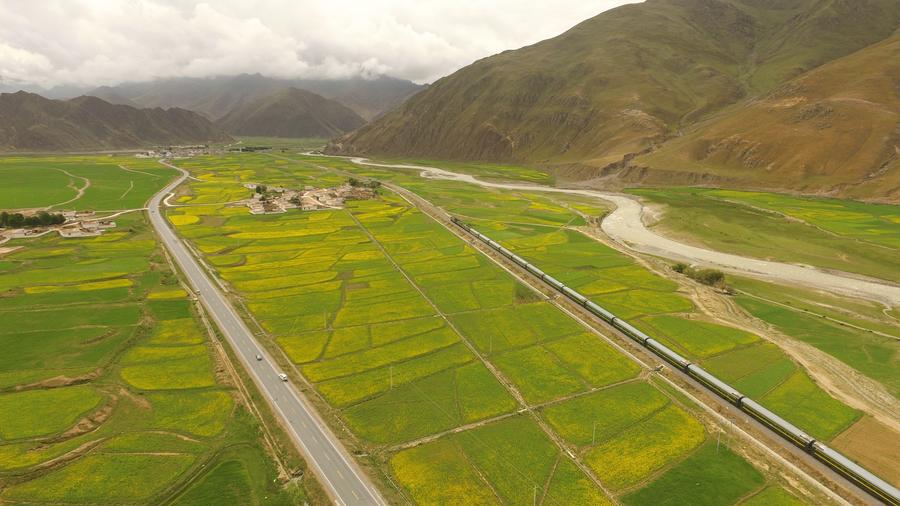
[0, 0, 640, 88]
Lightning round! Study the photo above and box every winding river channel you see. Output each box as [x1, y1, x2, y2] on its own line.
[312, 154, 900, 307]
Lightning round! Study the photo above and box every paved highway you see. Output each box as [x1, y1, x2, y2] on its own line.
[150, 161, 385, 506]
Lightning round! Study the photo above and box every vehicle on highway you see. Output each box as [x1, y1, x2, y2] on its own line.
[256, 354, 263, 361]
[278, 373, 288, 381]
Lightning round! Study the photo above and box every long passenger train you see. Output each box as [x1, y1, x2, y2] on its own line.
[450, 216, 900, 505]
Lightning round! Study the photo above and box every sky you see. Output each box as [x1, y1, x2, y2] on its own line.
[0, 0, 639, 89]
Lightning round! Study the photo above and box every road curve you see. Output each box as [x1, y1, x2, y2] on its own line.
[150, 160, 386, 506]
[319, 155, 900, 307]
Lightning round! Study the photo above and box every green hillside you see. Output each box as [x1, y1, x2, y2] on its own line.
[329, 0, 900, 197]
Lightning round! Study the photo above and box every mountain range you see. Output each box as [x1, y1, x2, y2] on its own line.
[0, 91, 229, 151]
[87, 74, 423, 121]
[329, 0, 900, 200]
[215, 88, 365, 139]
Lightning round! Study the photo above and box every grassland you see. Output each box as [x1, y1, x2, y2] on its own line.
[0, 157, 313, 505]
[0, 155, 176, 211]
[167, 152, 808, 504]
[729, 277, 899, 398]
[629, 187, 900, 283]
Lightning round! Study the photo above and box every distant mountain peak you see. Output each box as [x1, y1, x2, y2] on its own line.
[0, 92, 229, 152]
[215, 87, 365, 139]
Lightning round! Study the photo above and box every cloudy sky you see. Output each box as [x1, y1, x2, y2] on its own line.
[0, 0, 639, 89]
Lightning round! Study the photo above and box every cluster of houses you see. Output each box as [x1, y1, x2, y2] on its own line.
[240, 182, 377, 215]
[135, 145, 213, 159]
[1, 210, 117, 241]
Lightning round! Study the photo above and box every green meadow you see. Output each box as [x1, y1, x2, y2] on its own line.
[0, 155, 177, 211]
[167, 153, 810, 504]
[629, 187, 900, 283]
[0, 157, 312, 505]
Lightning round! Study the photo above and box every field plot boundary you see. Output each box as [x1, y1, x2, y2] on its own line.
[342, 199, 619, 500]
[452, 218, 895, 505]
[362, 173, 856, 505]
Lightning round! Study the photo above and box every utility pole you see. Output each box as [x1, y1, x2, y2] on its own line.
[533, 485, 537, 506]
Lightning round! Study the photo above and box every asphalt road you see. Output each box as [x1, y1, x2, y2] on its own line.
[150, 161, 385, 506]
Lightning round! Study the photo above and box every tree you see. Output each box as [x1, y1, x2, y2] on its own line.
[0, 211, 8, 228]
[8, 213, 25, 228]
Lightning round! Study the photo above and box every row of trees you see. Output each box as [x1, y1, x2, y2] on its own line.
[348, 177, 381, 189]
[0, 211, 66, 229]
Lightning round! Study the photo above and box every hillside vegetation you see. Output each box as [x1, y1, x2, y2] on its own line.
[329, 0, 900, 199]
[0, 92, 229, 151]
[216, 88, 365, 138]
[636, 32, 900, 200]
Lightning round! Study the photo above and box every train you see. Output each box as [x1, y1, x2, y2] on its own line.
[450, 216, 900, 505]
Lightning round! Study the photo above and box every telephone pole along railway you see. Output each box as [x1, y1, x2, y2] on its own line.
[149, 160, 386, 506]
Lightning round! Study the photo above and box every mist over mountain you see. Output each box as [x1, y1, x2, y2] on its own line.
[86, 74, 423, 121]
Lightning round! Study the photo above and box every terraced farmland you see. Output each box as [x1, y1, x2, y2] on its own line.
[168, 153, 813, 504]
[0, 159, 314, 505]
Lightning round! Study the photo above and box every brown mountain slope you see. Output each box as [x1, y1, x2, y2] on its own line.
[328, 0, 900, 179]
[216, 88, 365, 138]
[634, 33, 900, 201]
[0, 92, 229, 151]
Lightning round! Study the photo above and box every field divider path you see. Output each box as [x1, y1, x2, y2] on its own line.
[318, 161, 857, 506]
[344, 195, 621, 505]
[386, 376, 643, 453]
[733, 288, 900, 341]
[308, 153, 900, 307]
[151, 160, 387, 506]
[45, 168, 89, 210]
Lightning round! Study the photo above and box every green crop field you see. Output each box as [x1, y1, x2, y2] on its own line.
[730, 277, 900, 398]
[622, 443, 766, 506]
[0, 156, 313, 505]
[0, 155, 176, 211]
[164, 152, 810, 504]
[325, 156, 869, 446]
[629, 187, 900, 283]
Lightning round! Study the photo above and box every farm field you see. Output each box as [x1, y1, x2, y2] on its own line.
[294, 154, 887, 457]
[0, 157, 313, 505]
[0, 155, 177, 212]
[729, 278, 899, 398]
[169, 153, 813, 504]
[628, 187, 900, 283]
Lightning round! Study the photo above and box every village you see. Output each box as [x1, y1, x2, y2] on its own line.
[0, 209, 118, 245]
[238, 178, 380, 214]
[134, 144, 217, 159]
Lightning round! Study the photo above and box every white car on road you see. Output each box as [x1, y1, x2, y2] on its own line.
[278, 373, 288, 381]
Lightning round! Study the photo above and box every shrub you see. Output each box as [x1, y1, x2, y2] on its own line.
[673, 263, 727, 289]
